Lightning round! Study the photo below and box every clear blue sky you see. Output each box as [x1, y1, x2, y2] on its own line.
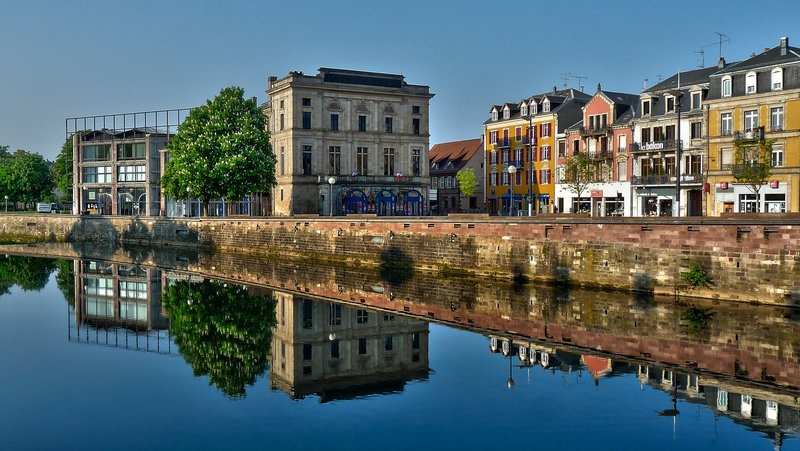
[1, 0, 799, 160]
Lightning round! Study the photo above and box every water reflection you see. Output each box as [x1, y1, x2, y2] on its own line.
[161, 278, 276, 398]
[0, 254, 56, 293]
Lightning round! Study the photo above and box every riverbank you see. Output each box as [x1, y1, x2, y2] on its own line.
[1, 213, 799, 305]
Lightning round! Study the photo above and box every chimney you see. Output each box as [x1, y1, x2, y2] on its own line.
[268, 76, 277, 88]
[718, 57, 725, 69]
[553, 85, 557, 94]
[781, 36, 788, 56]
[597, 82, 602, 92]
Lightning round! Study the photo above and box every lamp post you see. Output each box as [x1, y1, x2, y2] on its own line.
[508, 165, 517, 216]
[327, 177, 336, 216]
[186, 186, 191, 217]
[4, 195, 7, 213]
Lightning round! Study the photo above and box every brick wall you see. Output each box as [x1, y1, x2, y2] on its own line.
[2, 213, 800, 304]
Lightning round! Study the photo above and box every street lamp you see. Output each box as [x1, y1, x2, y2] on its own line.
[508, 165, 517, 216]
[186, 186, 191, 217]
[327, 177, 336, 216]
[4, 195, 7, 213]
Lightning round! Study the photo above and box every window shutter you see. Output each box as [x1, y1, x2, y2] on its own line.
[547, 171, 552, 184]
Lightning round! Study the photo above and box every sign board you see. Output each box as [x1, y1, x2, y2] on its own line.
[770, 180, 779, 189]
[719, 181, 729, 190]
[429, 189, 438, 201]
[590, 190, 603, 198]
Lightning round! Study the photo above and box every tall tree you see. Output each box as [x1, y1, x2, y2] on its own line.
[161, 87, 276, 216]
[732, 135, 774, 212]
[562, 151, 601, 212]
[52, 134, 77, 201]
[0, 149, 54, 207]
[456, 167, 478, 198]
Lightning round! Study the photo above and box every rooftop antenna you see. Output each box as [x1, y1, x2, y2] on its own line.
[714, 32, 730, 60]
[560, 72, 571, 88]
[657, 74, 663, 83]
[573, 74, 587, 92]
[694, 49, 705, 68]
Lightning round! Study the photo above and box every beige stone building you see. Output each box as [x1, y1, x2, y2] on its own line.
[263, 68, 434, 216]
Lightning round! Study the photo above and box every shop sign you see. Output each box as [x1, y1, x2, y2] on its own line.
[590, 190, 603, 198]
[719, 181, 729, 190]
[770, 180, 779, 189]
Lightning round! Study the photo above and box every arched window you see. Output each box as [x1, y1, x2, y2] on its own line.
[542, 100, 550, 112]
[745, 71, 757, 94]
[721, 76, 732, 97]
[503, 107, 510, 119]
[772, 67, 783, 90]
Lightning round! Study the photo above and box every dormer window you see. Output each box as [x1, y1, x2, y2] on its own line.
[521, 105, 528, 116]
[666, 96, 675, 113]
[642, 99, 651, 116]
[722, 76, 732, 97]
[772, 67, 783, 91]
[531, 103, 537, 114]
[492, 110, 498, 121]
[503, 107, 510, 119]
[542, 101, 550, 112]
[691, 91, 701, 109]
[745, 72, 757, 94]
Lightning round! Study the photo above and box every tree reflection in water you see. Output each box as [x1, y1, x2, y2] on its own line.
[162, 279, 277, 398]
[0, 255, 56, 294]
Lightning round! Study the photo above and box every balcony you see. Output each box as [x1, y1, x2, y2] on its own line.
[589, 149, 611, 159]
[507, 160, 524, 168]
[579, 125, 612, 136]
[733, 127, 764, 142]
[494, 138, 510, 148]
[630, 139, 682, 153]
[631, 174, 702, 186]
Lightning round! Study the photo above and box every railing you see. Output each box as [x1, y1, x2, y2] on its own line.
[508, 160, 524, 168]
[733, 128, 765, 141]
[326, 175, 423, 185]
[630, 139, 682, 152]
[494, 138, 510, 147]
[589, 149, 611, 159]
[731, 163, 767, 179]
[579, 125, 612, 136]
[631, 174, 702, 185]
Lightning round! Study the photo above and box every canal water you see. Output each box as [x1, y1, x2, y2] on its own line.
[0, 254, 798, 450]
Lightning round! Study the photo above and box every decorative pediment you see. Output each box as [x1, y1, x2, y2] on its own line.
[384, 105, 396, 115]
[328, 101, 342, 111]
[356, 103, 370, 114]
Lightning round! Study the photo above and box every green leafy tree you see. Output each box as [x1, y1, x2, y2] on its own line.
[0, 255, 57, 294]
[0, 150, 54, 208]
[562, 151, 601, 211]
[161, 87, 276, 216]
[53, 134, 77, 202]
[456, 167, 478, 198]
[162, 279, 277, 398]
[731, 135, 774, 212]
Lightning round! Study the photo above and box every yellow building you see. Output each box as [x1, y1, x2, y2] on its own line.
[483, 88, 588, 215]
[706, 37, 800, 215]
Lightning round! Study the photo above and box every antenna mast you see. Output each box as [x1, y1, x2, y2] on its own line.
[694, 49, 705, 68]
[714, 32, 730, 59]
[573, 74, 587, 92]
[560, 72, 571, 88]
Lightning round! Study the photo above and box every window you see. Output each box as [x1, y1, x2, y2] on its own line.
[328, 146, 341, 174]
[329, 303, 341, 326]
[720, 113, 732, 135]
[83, 144, 111, 161]
[385, 336, 393, 351]
[722, 76, 732, 97]
[665, 125, 675, 141]
[330, 114, 339, 131]
[521, 105, 527, 116]
[541, 145, 551, 161]
[772, 68, 783, 91]
[501, 171, 509, 186]
[412, 148, 421, 176]
[531, 103, 537, 114]
[279, 100, 284, 109]
[666, 96, 675, 112]
[540, 166, 551, 184]
[739, 193, 758, 212]
[117, 165, 145, 182]
[501, 149, 509, 164]
[720, 147, 733, 169]
[330, 340, 340, 358]
[356, 309, 368, 324]
[745, 71, 756, 94]
[118, 281, 147, 299]
[490, 150, 497, 164]
[303, 344, 312, 360]
[446, 177, 452, 188]
[85, 277, 113, 296]
[687, 155, 702, 174]
[302, 299, 313, 329]
[492, 110, 498, 121]
[744, 110, 758, 132]
[118, 143, 146, 160]
[572, 139, 579, 154]
[514, 148, 523, 164]
[641, 128, 651, 142]
[280, 146, 285, 175]
[542, 101, 550, 112]
[691, 122, 702, 139]
[541, 123, 551, 137]
[358, 115, 367, 132]
[383, 148, 395, 175]
[515, 127, 522, 142]
[358, 338, 367, 355]
[766, 194, 786, 213]
[691, 92, 701, 109]
[431, 177, 437, 188]
[412, 105, 420, 114]
[642, 100, 651, 116]
[412, 333, 420, 349]
[302, 97, 311, 106]
[771, 107, 784, 131]
[772, 145, 784, 167]
[412, 118, 420, 135]
[280, 113, 284, 130]
[357, 147, 368, 175]
[558, 141, 566, 158]
[439, 177, 444, 188]
[503, 107, 510, 119]
[83, 166, 112, 183]
[618, 161, 627, 181]
[383, 314, 395, 321]
[385, 117, 393, 133]
[302, 145, 312, 175]
[665, 156, 676, 175]
[302, 111, 311, 129]
[618, 134, 627, 152]
[490, 130, 497, 145]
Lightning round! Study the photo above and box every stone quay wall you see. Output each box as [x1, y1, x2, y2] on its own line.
[1, 213, 800, 305]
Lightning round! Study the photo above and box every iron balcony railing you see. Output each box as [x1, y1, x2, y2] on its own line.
[494, 138, 511, 148]
[631, 174, 703, 185]
[579, 125, 612, 136]
[733, 128, 765, 141]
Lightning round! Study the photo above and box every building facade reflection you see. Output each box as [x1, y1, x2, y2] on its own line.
[269, 292, 430, 402]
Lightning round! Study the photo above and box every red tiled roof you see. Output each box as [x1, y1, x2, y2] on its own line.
[429, 138, 483, 167]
